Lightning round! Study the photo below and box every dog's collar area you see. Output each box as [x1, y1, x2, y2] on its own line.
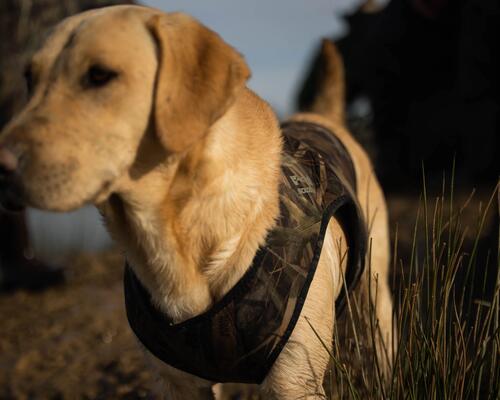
[124, 121, 367, 383]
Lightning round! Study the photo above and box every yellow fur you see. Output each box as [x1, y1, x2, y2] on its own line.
[0, 6, 393, 399]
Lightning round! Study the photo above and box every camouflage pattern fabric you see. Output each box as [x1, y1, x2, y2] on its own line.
[124, 121, 368, 384]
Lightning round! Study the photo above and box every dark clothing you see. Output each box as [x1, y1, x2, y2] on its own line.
[298, 0, 499, 189]
[124, 121, 367, 383]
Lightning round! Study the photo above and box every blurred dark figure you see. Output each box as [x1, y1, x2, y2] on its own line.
[0, 0, 134, 291]
[299, 0, 499, 192]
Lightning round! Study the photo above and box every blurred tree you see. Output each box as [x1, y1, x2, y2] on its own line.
[298, 0, 499, 192]
[0, 0, 134, 291]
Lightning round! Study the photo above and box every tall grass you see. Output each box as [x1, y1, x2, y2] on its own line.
[324, 176, 499, 399]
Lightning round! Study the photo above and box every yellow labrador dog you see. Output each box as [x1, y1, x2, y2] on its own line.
[0, 5, 393, 399]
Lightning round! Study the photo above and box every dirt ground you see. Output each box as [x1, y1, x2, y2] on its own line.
[0, 250, 157, 399]
[0, 190, 497, 399]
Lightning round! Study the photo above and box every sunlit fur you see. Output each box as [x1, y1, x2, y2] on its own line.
[0, 6, 393, 399]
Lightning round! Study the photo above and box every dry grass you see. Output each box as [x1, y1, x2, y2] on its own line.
[322, 173, 499, 399]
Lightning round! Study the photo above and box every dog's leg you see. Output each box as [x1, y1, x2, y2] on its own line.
[261, 330, 331, 399]
[350, 164, 395, 381]
[213, 383, 260, 400]
[260, 221, 340, 399]
[362, 179, 394, 376]
[148, 356, 215, 400]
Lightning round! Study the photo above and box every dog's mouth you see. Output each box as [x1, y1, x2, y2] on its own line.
[0, 172, 26, 212]
[0, 173, 117, 212]
[91, 178, 116, 205]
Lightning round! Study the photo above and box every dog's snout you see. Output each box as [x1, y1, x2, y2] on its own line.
[0, 145, 18, 176]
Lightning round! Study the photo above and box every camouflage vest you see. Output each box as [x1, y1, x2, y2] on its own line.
[124, 121, 367, 384]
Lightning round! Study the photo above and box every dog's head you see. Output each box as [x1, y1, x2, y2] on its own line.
[0, 5, 250, 211]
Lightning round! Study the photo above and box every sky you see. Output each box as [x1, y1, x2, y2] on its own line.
[142, 0, 365, 115]
[27, 0, 375, 258]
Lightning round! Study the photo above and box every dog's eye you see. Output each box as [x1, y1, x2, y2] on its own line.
[85, 65, 118, 88]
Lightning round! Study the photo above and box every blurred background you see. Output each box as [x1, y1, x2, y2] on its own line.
[0, 0, 498, 398]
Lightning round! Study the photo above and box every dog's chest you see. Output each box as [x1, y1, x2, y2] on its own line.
[124, 121, 367, 384]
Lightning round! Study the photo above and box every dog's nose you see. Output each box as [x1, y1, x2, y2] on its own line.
[0, 145, 18, 176]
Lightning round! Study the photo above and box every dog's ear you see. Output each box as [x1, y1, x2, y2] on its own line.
[147, 13, 251, 153]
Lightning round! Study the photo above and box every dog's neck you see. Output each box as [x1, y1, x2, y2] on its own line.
[100, 91, 282, 323]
